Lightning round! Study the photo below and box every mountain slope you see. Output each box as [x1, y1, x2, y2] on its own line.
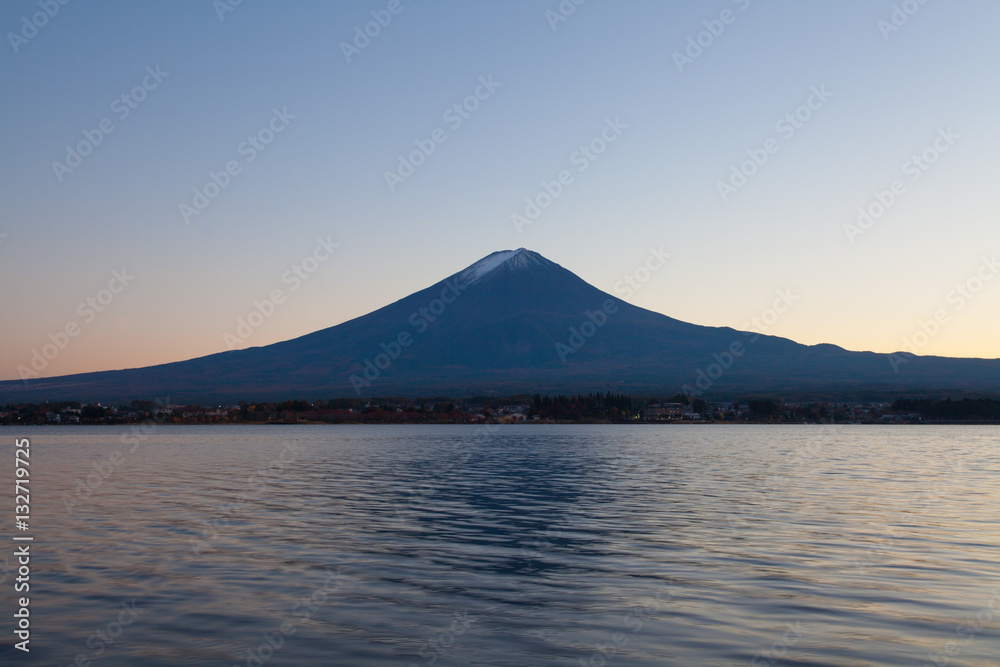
[2, 248, 998, 403]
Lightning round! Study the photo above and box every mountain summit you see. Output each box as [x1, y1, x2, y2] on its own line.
[3, 249, 998, 402]
[457, 247, 540, 282]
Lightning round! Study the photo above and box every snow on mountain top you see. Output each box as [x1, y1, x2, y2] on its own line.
[459, 248, 528, 282]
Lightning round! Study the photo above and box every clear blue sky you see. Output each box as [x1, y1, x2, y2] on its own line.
[2, 0, 998, 380]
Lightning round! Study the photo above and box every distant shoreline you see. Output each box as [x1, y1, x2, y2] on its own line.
[6, 396, 999, 426]
[5, 420, 1000, 427]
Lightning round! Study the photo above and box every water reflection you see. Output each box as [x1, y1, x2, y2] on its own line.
[1, 424, 997, 666]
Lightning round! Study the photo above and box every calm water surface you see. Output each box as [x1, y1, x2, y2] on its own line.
[1, 424, 997, 666]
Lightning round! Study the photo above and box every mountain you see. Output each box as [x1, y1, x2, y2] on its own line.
[3, 248, 999, 403]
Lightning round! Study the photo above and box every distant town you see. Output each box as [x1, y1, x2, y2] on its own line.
[2, 394, 999, 426]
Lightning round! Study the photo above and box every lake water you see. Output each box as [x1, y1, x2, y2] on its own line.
[1, 424, 998, 666]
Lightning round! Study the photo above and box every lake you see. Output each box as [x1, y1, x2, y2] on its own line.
[1, 424, 998, 666]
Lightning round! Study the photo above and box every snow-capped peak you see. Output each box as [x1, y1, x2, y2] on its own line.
[459, 248, 528, 282]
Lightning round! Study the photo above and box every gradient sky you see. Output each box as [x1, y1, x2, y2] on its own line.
[2, 0, 998, 381]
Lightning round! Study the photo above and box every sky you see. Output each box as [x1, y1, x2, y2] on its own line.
[1, 0, 998, 381]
